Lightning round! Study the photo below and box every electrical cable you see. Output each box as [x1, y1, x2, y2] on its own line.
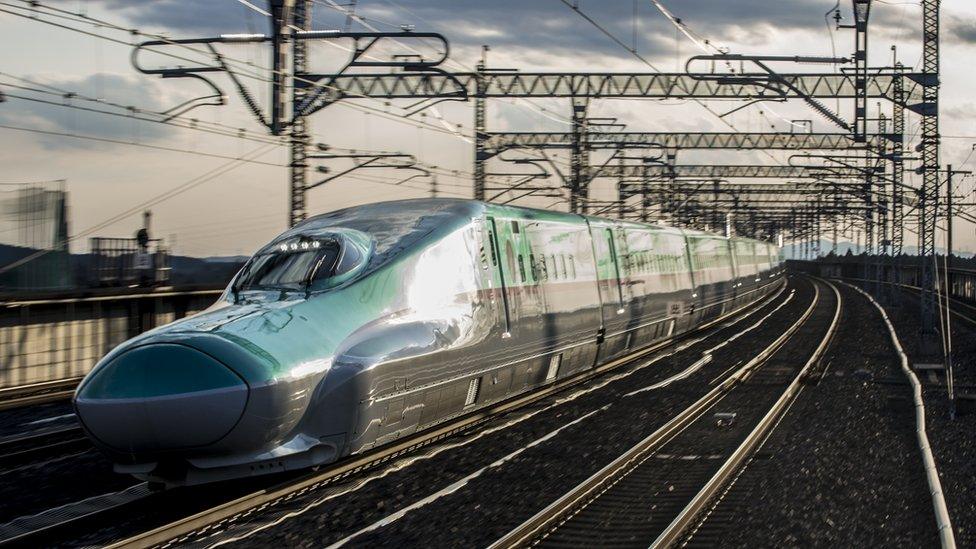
[3, 1, 479, 142]
[0, 122, 284, 166]
[0, 143, 279, 273]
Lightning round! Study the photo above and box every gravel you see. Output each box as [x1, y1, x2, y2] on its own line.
[229, 279, 814, 548]
[0, 401, 135, 526]
[695, 282, 939, 547]
[873, 283, 976, 547]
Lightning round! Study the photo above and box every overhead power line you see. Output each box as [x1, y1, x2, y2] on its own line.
[0, 72, 283, 145]
[1, 1, 478, 143]
[558, 0, 744, 135]
[0, 143, 279, 274]
[0, 123, 285, 166]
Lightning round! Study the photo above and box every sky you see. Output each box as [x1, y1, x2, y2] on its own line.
[1, 0, 975, 257]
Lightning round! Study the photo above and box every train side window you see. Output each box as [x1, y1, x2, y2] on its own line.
[511, 220, 520, 234]
[517, 254, 527, 283]
[568, 254, 576, 279]
[529, 253, 538, 280]
[560, 254, 568, 279]
[486, 228, 498, 265]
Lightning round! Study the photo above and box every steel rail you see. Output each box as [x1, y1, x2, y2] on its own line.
[842, 282, 956, 549]
[488, 277, 824, 549]
[0, 425, 87, 468]
[104, 280, 787, 549]
[653, 278, 842, 547]
[0, 377, 83, 411]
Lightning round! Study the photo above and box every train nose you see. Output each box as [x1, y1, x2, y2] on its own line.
[75, 344, 248, 453]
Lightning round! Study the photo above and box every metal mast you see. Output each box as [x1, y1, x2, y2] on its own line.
[570, 98, 588, 214]
[474, 50, 487, 201]
[891, 64, 906, 258]
[852, 0, 871, 142]
[289, 0, 311, 226]
[919, 0, 940, 351]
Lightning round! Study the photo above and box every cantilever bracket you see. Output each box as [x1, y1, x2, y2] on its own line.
[131, 31, 459, 132]
[306, 152, 426, 190]
[295, 33, 463, 119]
[686, 54, 851, 132]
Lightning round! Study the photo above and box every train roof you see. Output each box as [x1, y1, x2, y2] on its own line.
[294, 198, 482, 262]
[294, 199, 774, 261]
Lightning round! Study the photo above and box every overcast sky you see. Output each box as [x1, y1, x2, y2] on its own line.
[1, 0, 975, 256]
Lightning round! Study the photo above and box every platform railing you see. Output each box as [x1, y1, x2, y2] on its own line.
[0, 286, 223, 389]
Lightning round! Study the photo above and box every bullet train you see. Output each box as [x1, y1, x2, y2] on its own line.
[73, 199, 783, 485]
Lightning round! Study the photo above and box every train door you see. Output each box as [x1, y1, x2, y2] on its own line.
[612, 228, 633, 305]
[605, 228, 627, 311]
[507, 219, 543, 339]
[594, 226, 630, 360]
[726, 239, 739, 305]
[485, 217, 511, 337]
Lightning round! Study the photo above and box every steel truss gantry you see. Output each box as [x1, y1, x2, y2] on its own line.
[323, 71, 924, 102]
[482, 132, 893, 156]
[607, 164, 879, 181]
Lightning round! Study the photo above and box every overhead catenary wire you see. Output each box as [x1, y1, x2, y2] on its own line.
[0, 72, 284, 145]
[5, 0, 631, 199]
[372, 0, 578, 127]
[0, 122, 285, 166]
[0, 86, 285, 147]
[0, 143, 279, 274]
[1, 1, 480, 143]
[559, 1, 741, 133]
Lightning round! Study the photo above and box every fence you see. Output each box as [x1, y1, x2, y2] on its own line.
[89, 237, 171, 287]
[0, 287, 222, 388]
[788, 258, 976, 306]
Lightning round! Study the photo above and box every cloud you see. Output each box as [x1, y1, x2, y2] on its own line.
[0, 73, 178, 149]
[90, 0, 264, 36]
[948, 14, 976, 45]
[69, 0, 840, 65]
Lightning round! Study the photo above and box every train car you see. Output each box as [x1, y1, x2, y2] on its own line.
[73, 199, 783, 485]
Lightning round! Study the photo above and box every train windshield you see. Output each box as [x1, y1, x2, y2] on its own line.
[236, 239, 341, 292]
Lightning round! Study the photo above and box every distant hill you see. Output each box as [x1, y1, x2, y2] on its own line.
[782, 240, 975, 260]
[0, 243, 245, 290]
[168, 254, 245, 286]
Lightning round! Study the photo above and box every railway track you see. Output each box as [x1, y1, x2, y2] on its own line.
[0, 425, 88, 470]
[842, 276, 976, 326]
[180, 278, 812, 548]
[0, 279, 790, 548]
[489, 277, 841, 548]
[0, 378, 81, 412]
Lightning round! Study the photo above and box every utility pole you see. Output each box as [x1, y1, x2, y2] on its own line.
[946, 164, 953, 260]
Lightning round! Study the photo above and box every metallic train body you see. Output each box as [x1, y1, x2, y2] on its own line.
[74, 199, 783, 485]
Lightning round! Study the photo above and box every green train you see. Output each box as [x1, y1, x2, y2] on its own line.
[74, 198, 784, 485]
